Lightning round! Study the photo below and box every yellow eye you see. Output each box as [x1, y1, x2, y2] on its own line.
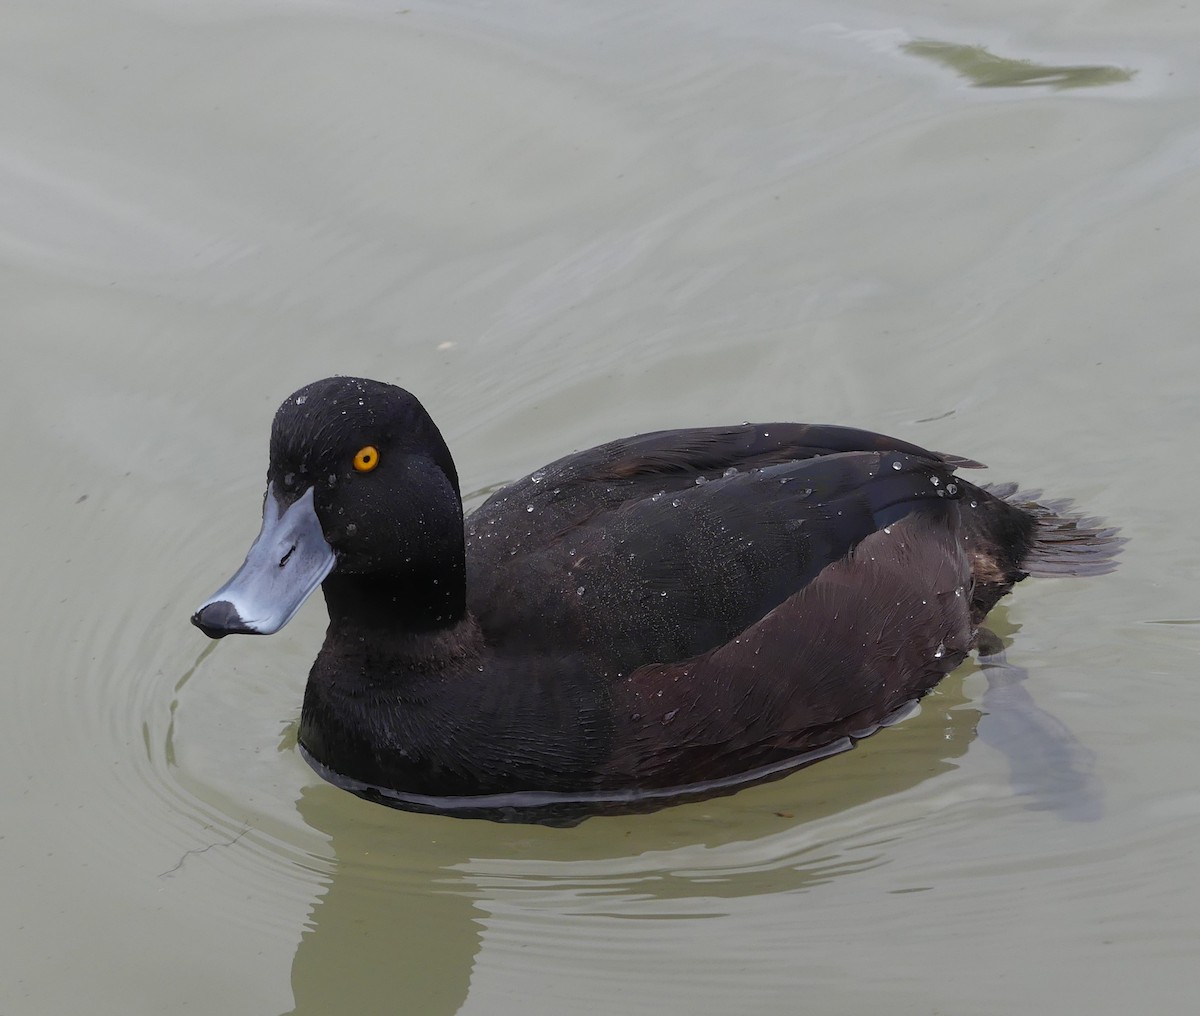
[353, 445, 379, 473]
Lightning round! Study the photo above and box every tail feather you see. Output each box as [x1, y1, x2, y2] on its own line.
[1013, 494, 1125, 578]
[961, 481, 1122, 624]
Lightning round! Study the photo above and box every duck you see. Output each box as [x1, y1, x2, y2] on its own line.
[192, 376, 1120, 822]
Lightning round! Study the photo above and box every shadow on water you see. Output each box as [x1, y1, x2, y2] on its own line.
[282, 625, 1101, 1015]
[903, 39, 1135, 90]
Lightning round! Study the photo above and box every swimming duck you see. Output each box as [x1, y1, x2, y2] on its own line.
[193, 377, 1119, 821]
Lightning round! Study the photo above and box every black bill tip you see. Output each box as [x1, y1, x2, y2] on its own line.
[191, 600, 256, 639]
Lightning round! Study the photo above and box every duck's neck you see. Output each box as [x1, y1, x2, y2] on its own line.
[320, 557, 467, 639]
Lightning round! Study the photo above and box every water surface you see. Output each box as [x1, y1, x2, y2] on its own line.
[3, 1, 1199, 1013]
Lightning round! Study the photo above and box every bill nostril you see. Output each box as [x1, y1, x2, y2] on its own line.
[279, 544, 296, 567]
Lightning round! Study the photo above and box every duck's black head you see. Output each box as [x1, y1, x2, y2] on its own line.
[193, 377, 465, 639]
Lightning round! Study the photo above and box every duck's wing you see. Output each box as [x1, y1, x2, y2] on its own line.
[606, 510, 975, 788]
[465, 424, 972, 671]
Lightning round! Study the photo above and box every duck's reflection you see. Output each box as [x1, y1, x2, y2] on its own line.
[285, 628, 1100, 1014]
[977, 661, 1102, 821]
[286, 787, 480, 1016]
[973, 611, 1103, 822]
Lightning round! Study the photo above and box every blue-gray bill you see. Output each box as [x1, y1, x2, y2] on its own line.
[191, 485, 334, 638]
